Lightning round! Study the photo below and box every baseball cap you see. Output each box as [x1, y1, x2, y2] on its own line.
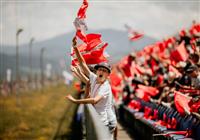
[94, 62, 111, 73]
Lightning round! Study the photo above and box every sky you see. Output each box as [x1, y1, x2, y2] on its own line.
[0, 0, 200, 46]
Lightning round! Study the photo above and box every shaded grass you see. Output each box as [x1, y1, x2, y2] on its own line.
[0, 83, 78, 140]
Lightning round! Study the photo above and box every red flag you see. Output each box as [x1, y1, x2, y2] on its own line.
[174, 91, 192, 115]
[77, 0, 88, 19]
[71, 0, 110, 67]
[76, 29, 88, 43]
[143, 45, 154, 55]
[134, 64, 145, 75]
[86, 33, 101, 42]
[119, 56, 133, 78]
[150, 58, 158, 75]
[157, 42, 165, 52]
[124, 24, 144, 41]
[128, 100, 141, 111]
[165, 37, 176, 47]
[86, 34, 102, 51]
[144, 106, 152, 119]
[86, 39, 102, 51]
[179, 29, 186, 37]
[111, 84, 123, 102]
[73, 0, 88, 31]
[138, 84, 159, 97]
[71, 33, 103, 55]
[72, 43, 87, 55]
[189, 22, 200, 35]
[189, 100, 200, 113]
[71, 43, 108, 65]
[135, 89, 150, 101]
[110, 71, 122, 86]
[170, 41, 189, 63]
[170, 117, 177, 129]
[152, 109, 158, 120]
[129, 33, 144, 41]
[71, 53, 107, 66]
[128, 100, 137, 109]
[86, 51, 108, 64]
[90, 43, 108, 55]
[71, 41, 105, 56]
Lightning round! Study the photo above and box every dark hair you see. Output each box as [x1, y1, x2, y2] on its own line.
[190, 53, 199, 63]
[185, 65, 198, 74]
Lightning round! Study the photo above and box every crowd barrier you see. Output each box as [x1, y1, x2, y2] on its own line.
[84, 104, 111, 140]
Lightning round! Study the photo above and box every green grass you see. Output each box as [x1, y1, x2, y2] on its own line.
[0, 83, 79, 140]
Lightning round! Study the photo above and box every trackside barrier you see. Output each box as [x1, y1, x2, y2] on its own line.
[84, 104, 111, 140]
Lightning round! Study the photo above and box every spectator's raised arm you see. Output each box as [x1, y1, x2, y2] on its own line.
[71, 65, 89, 84]
[72, 37, 91, 77]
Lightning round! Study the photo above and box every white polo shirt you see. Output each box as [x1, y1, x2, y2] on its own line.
[89, 72, 117, 126]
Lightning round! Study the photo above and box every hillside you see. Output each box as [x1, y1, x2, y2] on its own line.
[0, 29, 157, 79]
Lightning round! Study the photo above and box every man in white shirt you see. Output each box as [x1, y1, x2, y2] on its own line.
[66, 37, 117, 133]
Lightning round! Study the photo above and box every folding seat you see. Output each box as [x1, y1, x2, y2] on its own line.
[193, 122, 200, 140]
[174, 112, 182, 130]
[178, 115, 188, 130]
[158, 106, 166, 120]
[181, 115, 193, 130]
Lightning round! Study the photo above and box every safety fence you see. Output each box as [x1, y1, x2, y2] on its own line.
[84, 104, 111, 140]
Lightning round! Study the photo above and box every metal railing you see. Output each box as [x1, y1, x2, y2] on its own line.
[84, 104, 111, 140]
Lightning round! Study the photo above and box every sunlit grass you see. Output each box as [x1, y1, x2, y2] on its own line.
[0, 83, 78, 140]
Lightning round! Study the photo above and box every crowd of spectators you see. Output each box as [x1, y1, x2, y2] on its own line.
[109, 21, 200, 139]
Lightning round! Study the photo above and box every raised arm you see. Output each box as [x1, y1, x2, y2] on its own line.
[71, 65, 89, 83]
[70, 66, 83, 82]
[72, 37, 91, 77]
[76, 65, 89, 83]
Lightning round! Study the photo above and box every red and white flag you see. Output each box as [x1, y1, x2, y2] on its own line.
[174, 91, 192, 115]
[73, 17, 88, 31]
[71, 33, 104, 55]
[170, 41, 189, 64]
[71, 42, 108, 66]
[77, 0, 88, 19]
[76, 29, 88, 43]
[124, 24, 144, 41]
[70, 0, 109, 66]
[73, 0, 88, 31]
